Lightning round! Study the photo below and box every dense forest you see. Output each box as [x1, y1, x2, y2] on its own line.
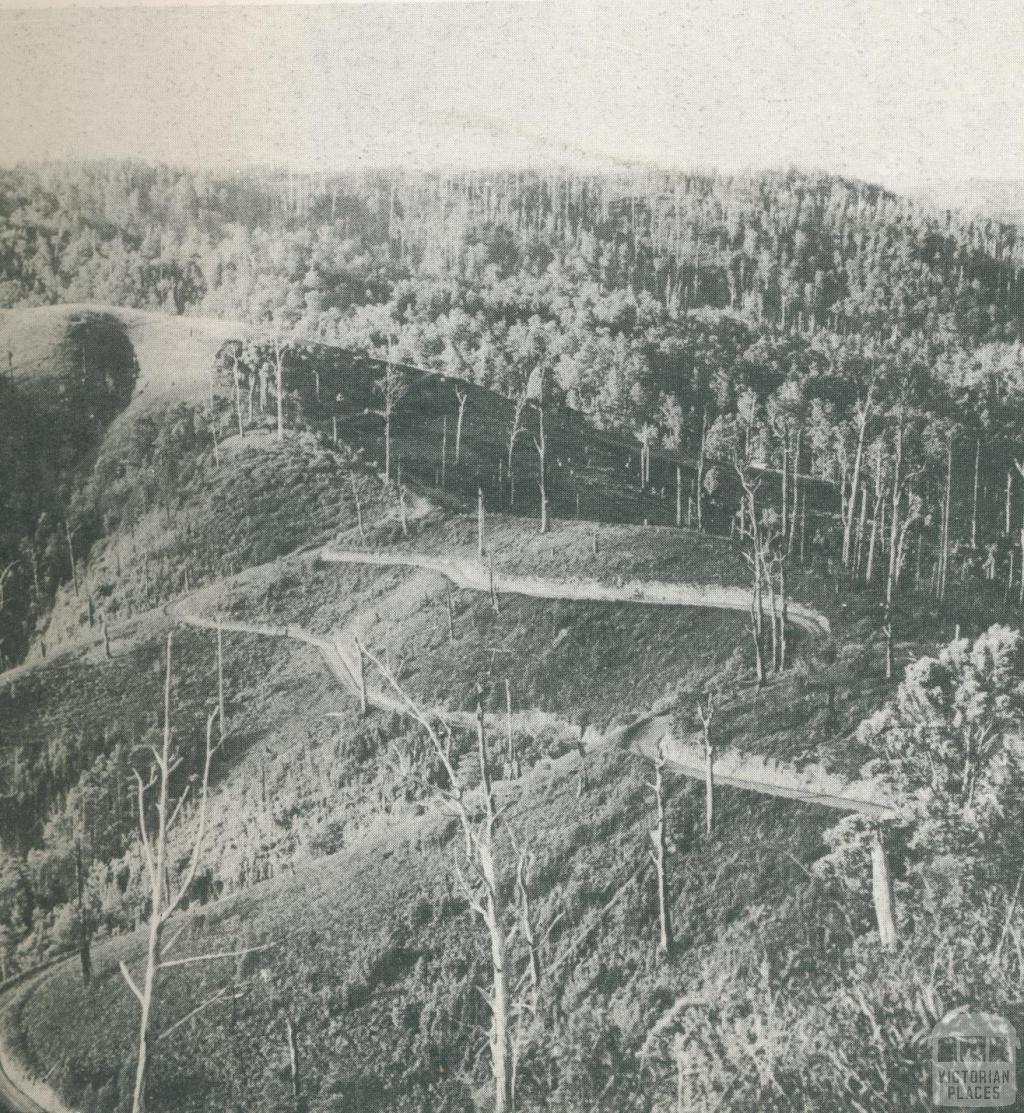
[5, 160, 1024, 594]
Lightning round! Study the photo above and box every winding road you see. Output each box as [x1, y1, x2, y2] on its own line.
[0, 538, 890, 1113]
[176, 543, 890, 818]
[0, 960, 75, 1113]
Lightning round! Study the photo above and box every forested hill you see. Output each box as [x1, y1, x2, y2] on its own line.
[7, 162, 1024, 643]
[3, 161, 1023, 376]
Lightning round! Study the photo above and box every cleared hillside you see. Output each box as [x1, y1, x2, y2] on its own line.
[2, 298, 1023, 1113]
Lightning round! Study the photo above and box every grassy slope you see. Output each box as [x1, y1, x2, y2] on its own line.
[12, 739, 832, 1113]
[2, 482, 897, 1113]
[0, 304, 241, 404]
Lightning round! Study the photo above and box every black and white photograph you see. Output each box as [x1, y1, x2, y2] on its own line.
[1, 2, 1024, 1110]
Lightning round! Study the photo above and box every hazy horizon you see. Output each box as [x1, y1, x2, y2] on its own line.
[1, 1, 1023, 198]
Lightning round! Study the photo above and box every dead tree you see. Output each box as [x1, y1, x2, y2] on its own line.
[216, 615, 226, 739]
[694, 406, 708, 532]
[358, 655, 521, 1113]
[647, 738, 673, 956]
[871, 827, 898, 948]
[369, 344, 406, 485]
[734, 472, 765, 688]
[675, 464, 682, 527]
[75, 838, 92, 985]
[489, 553, 500, 615]
[119, 634, 268, 1113]
[883, 416, 922, 680]
[937, 433, 954, 603]
[696, 693, 716, 836]
[229, 350, 245, 438]
[349, 473, 365, 539]
[478, 487, 486, 558]
[507, 390, 529, 509]
[533, 405, 548, 535]
[65, 521, 79, 599]
[841, 368, 878, 568]
[271, 336, 288, 443]
[454, 387, 469, 465]
[0, 561, 16, 612]
[504, 678, 518, 778]
[970, 438, 980, 548]
[285, 1014, 301, 1102]
[351, 636, 369, 715]
[638, 425, 655, 488]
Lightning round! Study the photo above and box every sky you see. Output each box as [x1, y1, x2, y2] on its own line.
[0, 0, 1022, 190]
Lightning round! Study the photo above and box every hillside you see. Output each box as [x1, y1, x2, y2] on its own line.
[3, 158, 1024, 1113]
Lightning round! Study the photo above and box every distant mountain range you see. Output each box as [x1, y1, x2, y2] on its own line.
[902, 177, 1024, 224]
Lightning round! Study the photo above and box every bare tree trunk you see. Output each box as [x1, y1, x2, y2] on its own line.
[274, 340, 285, 443]
[1007, 469, 1014, 536]
[129, 641, 174, 1113]
[131, 902, 164, 1113]
[514, 850, 540, 1000]
[884, 423, 907, 681]
[505, 679, 516, 776]
[854, 484, 868, 579]
[285, 1015, 300, 1101]
[508, 392, 527, 511]
[866, 491, 882, 585]
[354, 637, 368, 715]
[1019, 529, 1024, 607]
[779, 560, 788, 671]
[648, 740, 673, 956]
[697, 696, 715, 836]
[489, 553, 499, 615]
[446, 587, 455, 644]
[534, 407, 548, 535]
[780, 431, 789, 545]
[474, 701, 512, 1113]
[938, 436, 953, 603]
[121, 638, 237, 1113]
[441, 415, 448, 488]
[675, 463, 682, 527]
[65, 522, 79, 599]
[745, 550, 764, 688]
[478, 487, 486, 558]
[842, 393, 874, 567]
[454, 388, 468, 465]
[764, 548, 779, 673]
[231, 356, 245, 438]
[216, 615, 225, 741]
[971, 438, 980, 548]
[75, 840, 92, 985]
[870, 828, 897, 948]
[788, 426, 802, 554]
[349, 473, 365, 539]
[695, 408, 707, 532]
[384, 400, 392, 485]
